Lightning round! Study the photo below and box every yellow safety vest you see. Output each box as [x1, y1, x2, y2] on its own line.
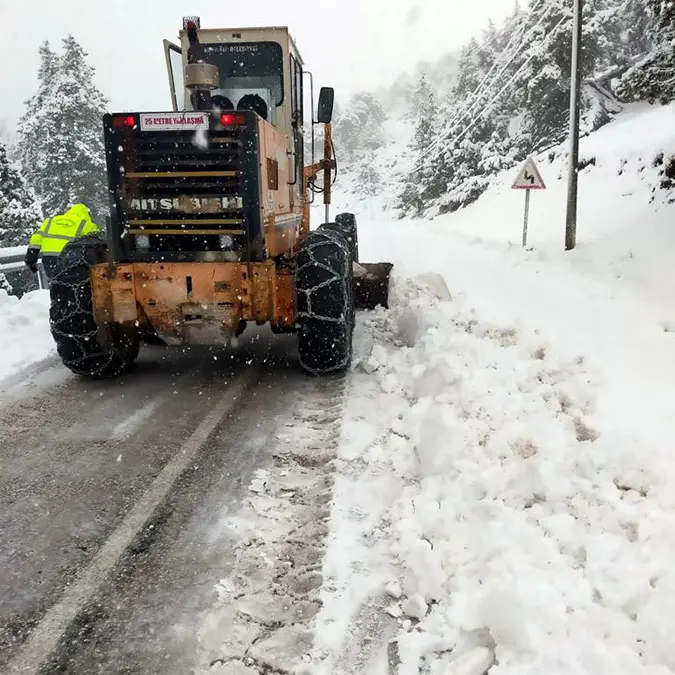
[28, 205, 100, 257]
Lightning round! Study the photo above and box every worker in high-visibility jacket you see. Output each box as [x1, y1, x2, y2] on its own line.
[24, 204, 100, 280]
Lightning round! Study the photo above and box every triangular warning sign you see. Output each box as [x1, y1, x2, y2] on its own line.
[511, 156, 546, 190]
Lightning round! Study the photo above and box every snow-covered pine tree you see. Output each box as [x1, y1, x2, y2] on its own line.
[0, 138, 43, 296]
[570, 0, 627, 132]
[332, 92, 386, 164]
[397, 74, 440, 215]
[414, 76, 445, 202]
[354, 113, 384, 199]
[18, 36, 109, 226]
[0, 139, 43, 247]
[585, 0, 623, 75]
[356, 158, 380, 201]
[509, 0, 577, 153]
[598, 0, 652, 73]
[452, 38, 484, 102]
[616, 0, 675, 104]
[332, 110, 361, 162]
[503, 0, 615, 154]
[423, 17, 516, 214]
[17, 41, 58, 203]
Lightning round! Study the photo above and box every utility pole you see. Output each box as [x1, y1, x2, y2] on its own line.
[565, 0, 583, 251]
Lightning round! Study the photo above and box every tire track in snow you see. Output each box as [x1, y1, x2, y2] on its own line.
[307, 316, 411, 675]
[193, 374, 348, 675]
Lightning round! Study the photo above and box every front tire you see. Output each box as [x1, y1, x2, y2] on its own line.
[49, 234, 139, 378]
[295, 229, 354, 374]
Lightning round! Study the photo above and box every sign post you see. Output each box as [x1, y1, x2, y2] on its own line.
[511, 156, 546, 248]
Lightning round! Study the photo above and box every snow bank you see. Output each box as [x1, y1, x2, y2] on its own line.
[336, 101, 675, 448]
[0, 289, 54, 380]
[314, 273, 675, 674]
[0, 245, 29, 258]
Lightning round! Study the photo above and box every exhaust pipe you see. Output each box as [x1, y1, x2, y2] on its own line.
[184, 19, 219, 111]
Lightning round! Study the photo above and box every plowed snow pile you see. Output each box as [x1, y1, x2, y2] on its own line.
[309, 101, 675, 675]
[312, 273, 675, 675]
[0, 289, 53, 380]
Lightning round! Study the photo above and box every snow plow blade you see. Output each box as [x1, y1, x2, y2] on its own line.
[353, 262, 393, 310]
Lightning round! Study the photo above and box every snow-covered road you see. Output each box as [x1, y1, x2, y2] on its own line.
[0, 330, 346, 675]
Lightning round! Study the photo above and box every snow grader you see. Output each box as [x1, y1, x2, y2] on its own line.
[48, 18, 392, 377]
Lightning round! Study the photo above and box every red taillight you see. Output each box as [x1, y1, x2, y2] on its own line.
[112, 115, 136, 128]
[220, 113, 246, 126]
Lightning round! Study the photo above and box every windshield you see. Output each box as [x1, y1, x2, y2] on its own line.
[202, 41, 284, 119]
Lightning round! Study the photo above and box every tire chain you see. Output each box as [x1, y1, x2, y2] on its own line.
[49, 236, 130, 377]
[296, 228, 354, 374]
[296, 229, 351, 325]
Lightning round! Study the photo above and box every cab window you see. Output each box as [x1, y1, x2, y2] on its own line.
[291, 54, 304, 127]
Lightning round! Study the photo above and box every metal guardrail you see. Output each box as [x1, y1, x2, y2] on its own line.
[0, 246, 50, 289]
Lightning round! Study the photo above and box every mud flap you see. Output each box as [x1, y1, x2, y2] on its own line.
[353, 262, 393, 310]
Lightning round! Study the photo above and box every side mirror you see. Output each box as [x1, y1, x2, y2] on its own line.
[317, 87, 334, 124]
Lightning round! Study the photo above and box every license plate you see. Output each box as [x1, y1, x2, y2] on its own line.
[139, 112, 209, 132]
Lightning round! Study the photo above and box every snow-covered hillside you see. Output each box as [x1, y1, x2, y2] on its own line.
[309, 101, 675, 674]
[330, 0, 673, 222]
[332, 101, 675, 322]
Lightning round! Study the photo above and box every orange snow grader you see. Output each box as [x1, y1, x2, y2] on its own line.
[48, 18, 392, 377]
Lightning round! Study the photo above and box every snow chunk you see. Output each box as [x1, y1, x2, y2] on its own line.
[443, 647, 495, 675]
[385, 580, 403, 599]
[248, 625, 313, 672]
[248, 469, 268, 494]
[401, 593, 428, 620]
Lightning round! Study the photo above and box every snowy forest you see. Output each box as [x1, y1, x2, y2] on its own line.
[0, 36, 108, 294]
[331, 0, 675, 217]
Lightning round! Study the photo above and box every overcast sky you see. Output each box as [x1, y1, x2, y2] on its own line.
[0, 0, 514, 132]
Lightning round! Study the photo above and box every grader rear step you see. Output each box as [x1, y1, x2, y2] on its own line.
[48, 18, 392, 378]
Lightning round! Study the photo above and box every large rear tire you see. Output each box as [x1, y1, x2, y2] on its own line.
[296, 229, 354, 374]
[49, 234, 139, 378]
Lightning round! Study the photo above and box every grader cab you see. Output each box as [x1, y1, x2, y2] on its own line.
[48, 17, 392, 377]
